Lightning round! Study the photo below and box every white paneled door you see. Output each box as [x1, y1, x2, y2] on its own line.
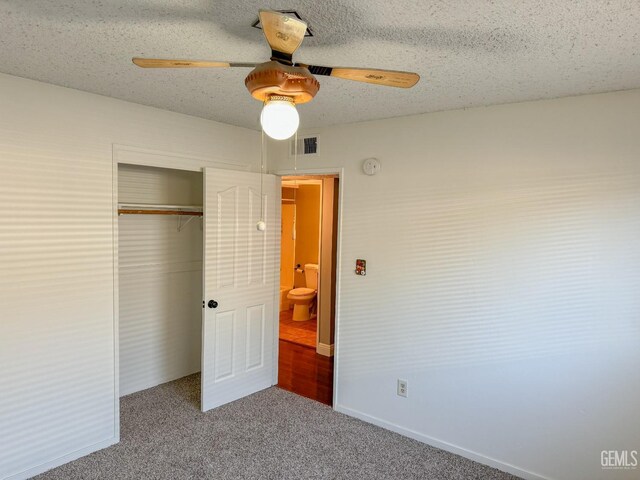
[201, 168, 279, 411]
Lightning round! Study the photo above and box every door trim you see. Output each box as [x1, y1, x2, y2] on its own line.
[273, 167, 344, 409]
[113, 144, 252, 172]
[272, 179, 282, 386]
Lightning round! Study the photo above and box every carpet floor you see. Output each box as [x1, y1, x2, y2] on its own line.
[36, 374, 518, 479]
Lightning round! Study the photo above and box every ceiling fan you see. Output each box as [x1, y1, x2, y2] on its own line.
[132, 10, 420, 139]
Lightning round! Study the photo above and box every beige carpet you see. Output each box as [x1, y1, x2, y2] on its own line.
[36, 374, 518, 479]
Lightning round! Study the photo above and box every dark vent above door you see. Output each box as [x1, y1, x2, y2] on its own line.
[290, 135, 319, 157]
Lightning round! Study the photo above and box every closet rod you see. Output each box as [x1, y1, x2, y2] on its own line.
[118, 209, 203, 216]
[117, 203, 203, 216]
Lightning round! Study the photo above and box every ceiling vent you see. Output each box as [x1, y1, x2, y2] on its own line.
[290, 134, 319, 157]
[252, 11, 314, 37]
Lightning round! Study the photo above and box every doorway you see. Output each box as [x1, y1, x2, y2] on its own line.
[277, 175, 339, 405]
[117, 163, 204, 403]
[114, 157, 280, 423]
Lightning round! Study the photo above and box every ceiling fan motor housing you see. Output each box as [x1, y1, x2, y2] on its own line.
[245, 61, 320, 104]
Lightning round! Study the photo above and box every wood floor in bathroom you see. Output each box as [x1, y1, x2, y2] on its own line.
[278, 309, 317, 348]
[278, 310, 334, 406]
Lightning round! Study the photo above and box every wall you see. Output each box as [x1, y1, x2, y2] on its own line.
[0, 73, 259, 480]
[270, 89, 640, 480]
[293, 184, 321, 288]
[280, 202, 295, 290]
[118, 165, 203, 396]
[318, 177, 338, 350]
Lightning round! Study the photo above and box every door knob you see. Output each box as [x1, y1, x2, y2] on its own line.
[208, 300, 218, 309]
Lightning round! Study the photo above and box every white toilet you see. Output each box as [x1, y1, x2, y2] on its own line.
[287, 264, 318, 321]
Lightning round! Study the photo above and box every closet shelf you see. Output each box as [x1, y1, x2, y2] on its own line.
[118, 203, 203, 217]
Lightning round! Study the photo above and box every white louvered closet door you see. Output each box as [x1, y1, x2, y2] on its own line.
[201, 168, 279, 412]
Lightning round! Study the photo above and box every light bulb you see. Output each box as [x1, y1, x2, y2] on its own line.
[260, 97, 299, 140]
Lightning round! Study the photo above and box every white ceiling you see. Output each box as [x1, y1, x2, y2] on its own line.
[1, 1, 639, 130]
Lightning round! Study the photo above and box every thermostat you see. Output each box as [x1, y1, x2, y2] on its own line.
[362, 158, 381, 175]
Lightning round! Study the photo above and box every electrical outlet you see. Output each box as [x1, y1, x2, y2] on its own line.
[397, 379, 408, 398]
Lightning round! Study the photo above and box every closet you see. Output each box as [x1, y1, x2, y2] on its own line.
[118, 164, 203, 397]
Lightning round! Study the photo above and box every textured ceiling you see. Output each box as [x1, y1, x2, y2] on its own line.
[1, 1, 639, 130]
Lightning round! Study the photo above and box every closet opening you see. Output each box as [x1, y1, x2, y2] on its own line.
[277, 175, 338, 406]
[117, 163, 203, 407]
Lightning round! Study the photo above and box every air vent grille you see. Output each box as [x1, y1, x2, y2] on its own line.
[290, 135, 319, 156]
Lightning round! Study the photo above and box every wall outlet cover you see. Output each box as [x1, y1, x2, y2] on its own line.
[397, 379, 408, 397]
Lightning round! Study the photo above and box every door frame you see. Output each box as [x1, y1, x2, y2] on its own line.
[280, 177, 324, 351]
[111, 144, 254, 439]
[274, 167, 344, 409]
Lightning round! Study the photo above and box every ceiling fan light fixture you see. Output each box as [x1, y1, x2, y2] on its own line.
[132, 11, 420, 137]
[260, 95, 299, 140]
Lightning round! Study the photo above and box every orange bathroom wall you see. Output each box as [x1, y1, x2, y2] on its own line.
[280, 203, 295, 288]
[294, 184, 321, 288]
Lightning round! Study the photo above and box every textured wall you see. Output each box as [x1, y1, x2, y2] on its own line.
[270, 89, 640, 480]
[0, 73, 258, 480]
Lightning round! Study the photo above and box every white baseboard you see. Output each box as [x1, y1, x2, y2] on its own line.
[5, 437, 117, 480]
[334, 405, 551, 480]
[316, 342, 334, 357]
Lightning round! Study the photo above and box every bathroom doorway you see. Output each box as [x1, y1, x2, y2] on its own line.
[277, 175, 338, 405]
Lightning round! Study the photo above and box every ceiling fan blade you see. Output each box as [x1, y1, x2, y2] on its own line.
[299, 64, 420, 88]
[258, 10, 307, 58]
[132, 58, 257, 69]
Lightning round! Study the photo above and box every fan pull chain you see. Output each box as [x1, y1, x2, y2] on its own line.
[260, 127, 265, 218]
